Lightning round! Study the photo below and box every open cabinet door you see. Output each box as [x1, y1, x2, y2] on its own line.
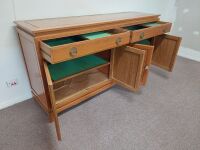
[44, 62, 62, 141]
[132, 44, 154, 85]
[152, 34, 182, 71]
[110, 46, 145, 91]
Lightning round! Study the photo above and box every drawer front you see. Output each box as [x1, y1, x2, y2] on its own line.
[130, 22, 172, 43]
[41, 31, 130, 64]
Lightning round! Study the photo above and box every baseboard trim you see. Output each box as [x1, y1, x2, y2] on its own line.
[0, 94, 32, 110]
[178, 47, 200, 62]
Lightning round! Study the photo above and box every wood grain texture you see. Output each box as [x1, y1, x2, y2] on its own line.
[56, 80, 114, 113]
[54, 69, 109, 102]
[130, 21, 172, 43]
[15, 12, 159, 36]
[152, 34, 182, 71]
[132, 44, 154, 85]
[48, 85, 62, 141]
[18, 30, 49, 111]
[111, 46, 145, 91]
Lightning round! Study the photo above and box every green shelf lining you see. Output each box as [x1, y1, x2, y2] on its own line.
[48, 55, 108, 81]
[136, 39, 151, 45]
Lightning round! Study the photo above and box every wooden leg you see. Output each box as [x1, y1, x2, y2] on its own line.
[44, 64, 62, 141]
[48, 112, 54, 123]
[53, 112, 62, 141]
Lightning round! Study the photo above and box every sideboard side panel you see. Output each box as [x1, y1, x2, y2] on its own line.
[17, 29, 50, 112]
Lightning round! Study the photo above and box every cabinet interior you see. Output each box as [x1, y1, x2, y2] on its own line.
[46, 50, 111, 102]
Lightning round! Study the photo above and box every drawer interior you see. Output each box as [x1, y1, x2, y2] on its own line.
[125, 25, 147, 31]
[125, 21, 168, 31]
[43, 36, 84, 47]
[45, 50, 111, 102]
[142, 22, 168, 27]
[43, 29, 125, 47]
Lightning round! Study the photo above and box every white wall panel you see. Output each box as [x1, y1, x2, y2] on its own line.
[0, 0, 198, 109]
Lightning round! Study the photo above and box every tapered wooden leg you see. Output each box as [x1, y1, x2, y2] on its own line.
[53, 112, 62, 141]
[48, 112, 54, 123]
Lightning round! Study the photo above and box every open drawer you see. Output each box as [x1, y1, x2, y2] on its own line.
[111, 43, 154, 91]
[41, 29, 130, 64]
[125, 21, 172, 43]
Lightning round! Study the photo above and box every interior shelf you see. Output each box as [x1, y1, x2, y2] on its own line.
[54, 69, 109, 102]
[136, 39, 151, 45]
[48, 54, 109, 81]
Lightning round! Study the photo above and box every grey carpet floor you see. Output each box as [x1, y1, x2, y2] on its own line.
[0, 57, 200, 150]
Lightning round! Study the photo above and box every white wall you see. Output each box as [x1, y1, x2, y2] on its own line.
[0, 0, 198, 109]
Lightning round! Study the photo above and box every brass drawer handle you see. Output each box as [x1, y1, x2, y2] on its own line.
[70, 47, 78, 57]
[115, 37, 122, 46]
[140, 32, 145, 40]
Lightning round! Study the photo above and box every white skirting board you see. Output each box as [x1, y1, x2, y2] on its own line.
[178, 47, 200, 62]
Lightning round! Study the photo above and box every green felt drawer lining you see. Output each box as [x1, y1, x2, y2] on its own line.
[142, 22, 163, 27]
[43, 32, 111, 47]
[125, 26, 145, 31]
[48, 55, 108, 81]
[81, 32, 111, 40]
[43, 36, 84, 47]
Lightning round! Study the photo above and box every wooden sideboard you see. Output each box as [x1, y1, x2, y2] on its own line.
[15, 12, 182, 141]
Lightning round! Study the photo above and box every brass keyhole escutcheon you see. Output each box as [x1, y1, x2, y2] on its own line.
[70, 47, 78, 57]
[163, 29, 167, 33]
[115, 37, 122, 46]
[140, 32, 145, 40]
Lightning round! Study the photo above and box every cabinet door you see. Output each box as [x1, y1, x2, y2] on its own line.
[152, 34, 182, 71]
[132, 44, 154, 85]
[111, 46, 145, 91]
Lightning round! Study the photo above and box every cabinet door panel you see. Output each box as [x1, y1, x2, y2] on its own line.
[111, 46, 145, 91]
[133, 44, 154, 85]
[152, 34, 182, 71]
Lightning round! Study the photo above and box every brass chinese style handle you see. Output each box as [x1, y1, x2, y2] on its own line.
[115, 37, 122, 46]
[70, 47, 78, 57]
[140, 32, 145, 40]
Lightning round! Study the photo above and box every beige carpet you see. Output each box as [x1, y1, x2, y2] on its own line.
[0, 57, 200, 150]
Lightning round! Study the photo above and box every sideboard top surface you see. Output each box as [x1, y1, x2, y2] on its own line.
[15, 12, 159, 35]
